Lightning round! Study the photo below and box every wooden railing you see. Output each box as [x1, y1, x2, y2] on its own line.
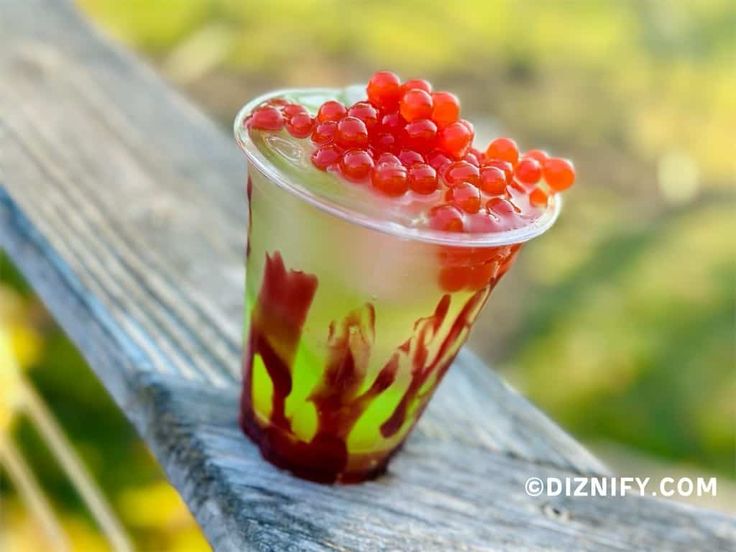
[1, 1, 734, 550]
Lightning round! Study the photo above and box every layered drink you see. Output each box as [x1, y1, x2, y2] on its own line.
[234, 72, 575, 483]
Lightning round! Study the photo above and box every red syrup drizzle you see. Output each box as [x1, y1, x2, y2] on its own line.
[240, 249, 519, 483]
[239, 251, 318, 461]
[379, 286, 490, 438]
[305, 304, 400, 480]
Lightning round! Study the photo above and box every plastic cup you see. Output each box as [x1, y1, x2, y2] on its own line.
[234, 89, 560, 483]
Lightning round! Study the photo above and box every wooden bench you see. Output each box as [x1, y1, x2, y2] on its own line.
[1, 1, 734, 550]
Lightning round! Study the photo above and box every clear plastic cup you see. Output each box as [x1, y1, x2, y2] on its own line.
[234, 89, 560, 483]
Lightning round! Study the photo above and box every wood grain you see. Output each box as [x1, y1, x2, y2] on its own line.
[1, 0, 734, 550]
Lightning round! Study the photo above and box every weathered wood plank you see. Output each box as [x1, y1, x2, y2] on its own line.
[1, 0, 734, 550]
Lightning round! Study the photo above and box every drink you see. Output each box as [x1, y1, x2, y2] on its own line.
[234, 73, 574, 483]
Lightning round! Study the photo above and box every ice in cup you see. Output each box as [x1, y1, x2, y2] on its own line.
[234, 72, 575, 483]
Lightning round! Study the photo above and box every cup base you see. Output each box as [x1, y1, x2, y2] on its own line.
[239, 407, 397, 484]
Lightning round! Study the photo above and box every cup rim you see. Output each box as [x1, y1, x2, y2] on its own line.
[234, 87, 561, 247]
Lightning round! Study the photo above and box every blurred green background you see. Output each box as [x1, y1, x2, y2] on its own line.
[2, 0, 734, 549]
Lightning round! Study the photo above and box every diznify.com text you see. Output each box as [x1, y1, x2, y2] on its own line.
[524, 476, 717, 498]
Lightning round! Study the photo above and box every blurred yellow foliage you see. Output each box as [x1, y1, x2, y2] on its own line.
[62, 516, 113, 552]
[0, 287, 41, 433]
[119, 481, 193, 528]
[0, 329, 23, 433]
[118, 482, 210, 551]
[0, 287, 42, 368]
[0, 500, 112, 552]
[0, 501, 63, 552]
